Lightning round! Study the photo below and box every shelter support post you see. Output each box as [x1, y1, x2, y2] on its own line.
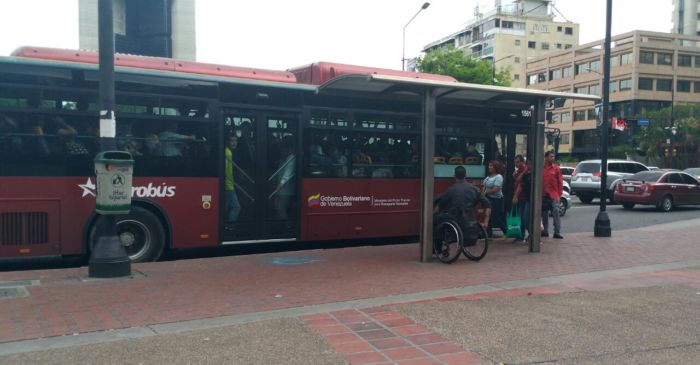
[419, 88, 436, 262]
[528, 99, 546, 253]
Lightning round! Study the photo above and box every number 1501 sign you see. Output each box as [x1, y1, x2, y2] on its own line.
[521, 109, 532, 118]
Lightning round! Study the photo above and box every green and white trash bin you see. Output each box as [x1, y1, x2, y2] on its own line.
[94, 151, 134, 214]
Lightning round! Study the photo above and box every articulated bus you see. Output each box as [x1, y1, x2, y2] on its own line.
[0, 47, 541, 262]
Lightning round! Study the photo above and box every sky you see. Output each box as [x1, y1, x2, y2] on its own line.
[0, 0, 674, 71]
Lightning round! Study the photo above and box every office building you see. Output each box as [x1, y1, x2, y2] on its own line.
[79, 0, 196, 60]
[423, 0, 579, 88]
[526, 31, 700, 159]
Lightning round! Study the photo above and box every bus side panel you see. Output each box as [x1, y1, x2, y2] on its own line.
[138, 177, 218, 249]
[0, 177, 93, 258]
[300, 178, 421, 241]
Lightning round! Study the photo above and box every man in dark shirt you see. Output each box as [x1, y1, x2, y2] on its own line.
[435, 166, 492, 231]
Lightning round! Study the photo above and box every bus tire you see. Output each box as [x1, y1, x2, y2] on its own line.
[89, 206, 165, 263]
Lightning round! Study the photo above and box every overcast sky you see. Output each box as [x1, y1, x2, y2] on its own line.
[0, 0, 673, 70]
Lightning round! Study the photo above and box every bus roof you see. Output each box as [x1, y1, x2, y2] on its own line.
[289, 62, 456, 85]
[11, 46, 299, 84]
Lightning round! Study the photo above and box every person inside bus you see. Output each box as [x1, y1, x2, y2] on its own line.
[434, 166, 492, 247]
[236, 121, 255, 169]
[464, 144, 482, 165]
[159, 122, 196, 157]
[272, 137, 296, 220]
[0, 113, 24, 154]
[306, 142, 330, 176]
[225, 134, 241, 223]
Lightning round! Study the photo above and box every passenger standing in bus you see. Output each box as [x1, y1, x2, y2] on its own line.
[272, 138, 296, 220]
[236, 122, 255, 169]
[225, 135, 241, 222]
[159, 122, 196, 157]
[483, 160, 507, 238]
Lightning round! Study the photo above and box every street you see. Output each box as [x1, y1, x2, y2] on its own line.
[561, 199, 700, 234]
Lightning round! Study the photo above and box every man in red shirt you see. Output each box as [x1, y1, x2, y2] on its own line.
[542, 150, 564, 239]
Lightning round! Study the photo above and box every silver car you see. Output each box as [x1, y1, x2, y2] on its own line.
[571, 159, 649, 204]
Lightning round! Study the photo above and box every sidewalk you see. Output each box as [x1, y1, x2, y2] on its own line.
[1, 219, 700, 363]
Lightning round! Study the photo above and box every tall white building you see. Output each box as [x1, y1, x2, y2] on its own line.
[672, 0, 700, 37]
[79, 0, 196, 60]
[423, 0, 579, 88]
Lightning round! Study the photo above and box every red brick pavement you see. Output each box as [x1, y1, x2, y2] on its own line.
[301, 309, 487, 365]
[1, 222, 700, 344]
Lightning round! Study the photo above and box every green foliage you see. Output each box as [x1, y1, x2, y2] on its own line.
[635, 104, 700, 159]
[417, 47, 511, 86]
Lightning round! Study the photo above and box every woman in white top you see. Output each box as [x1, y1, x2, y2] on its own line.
[483, 160, 507, 238]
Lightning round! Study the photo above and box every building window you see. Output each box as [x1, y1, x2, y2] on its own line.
[657, 53, 673, 65]
[514, 57, 520, 63]
[589, 60, 600, 72]
[609, 80, 619, 93]
[528, 41, 536, 49]
[694, 81, 700, 93]
[574, 110, 587, 121]
[575, 85, 589, 94]
[679, 54, 692, 67]
[562, 66, 573, 77]
[639, 51, 654, 64]
[515, 39, 521, 46]
[656, 79, 672, 91]
[620, 52, 633, 65]
[538, 72, 547, 83]
[549, 69, 562, 80]
[561, 133, 570, 145]
[541, 42, 550, 50]
[565, 27, 573, 35]
[556, 43, 562, 49]
[620, 79, 632, 91]
[513, 74, 520, 80]
[575, 63, 588, 75]
[533, 24, 548, 33]
[561, 112, 571, 122]
[695, 56, 700, 68]
[589, 84, 600, 96]
[564, 44, 573, 49]
[638, 78, 653, 90]
[609, 55, 620, 67]
[677, 80, 691, 92]
[557, 26, 563, 32]
[528, 74, 538, 85]
[551, 113, 560, 123]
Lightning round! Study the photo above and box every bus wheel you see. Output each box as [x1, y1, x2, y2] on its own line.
[90, 207, 165, 263]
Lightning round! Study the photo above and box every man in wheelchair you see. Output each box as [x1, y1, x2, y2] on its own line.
[434, 166, 492, 248]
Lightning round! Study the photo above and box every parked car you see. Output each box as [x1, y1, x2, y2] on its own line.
[559, 181, 571, 217]
[560, 166, 575, 185]
[614, 170, 700, 212]
[683, 167, 700, 179]
[571, 159, 649, 204]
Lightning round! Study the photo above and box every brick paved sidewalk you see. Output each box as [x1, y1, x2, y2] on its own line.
[1, 219, 699, 344]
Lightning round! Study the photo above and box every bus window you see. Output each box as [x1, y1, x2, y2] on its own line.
[434, 136, 487, 179]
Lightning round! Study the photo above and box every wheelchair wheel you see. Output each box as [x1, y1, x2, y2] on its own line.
[433, 220, 463, 264]
[461, 223, 489, 262]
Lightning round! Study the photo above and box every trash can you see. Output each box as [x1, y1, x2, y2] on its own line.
[94, 151, 134, 215]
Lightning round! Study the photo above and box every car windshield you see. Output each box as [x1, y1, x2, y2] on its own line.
[575, 162, 600, 174]
[630, 171, 663, 182]
[684, 168, 700, 175]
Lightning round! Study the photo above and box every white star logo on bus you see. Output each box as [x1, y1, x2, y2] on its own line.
[79, 178, 96, 197]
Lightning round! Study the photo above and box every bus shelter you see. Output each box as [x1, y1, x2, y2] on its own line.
[318, 74, 599, 260]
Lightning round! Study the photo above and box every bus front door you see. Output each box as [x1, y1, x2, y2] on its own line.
[221, 112, 299, 244]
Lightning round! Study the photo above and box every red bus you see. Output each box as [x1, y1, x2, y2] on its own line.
[0, 47, 549, 262]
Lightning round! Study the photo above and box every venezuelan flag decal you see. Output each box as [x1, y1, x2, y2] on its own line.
[307, 193, 321, 207]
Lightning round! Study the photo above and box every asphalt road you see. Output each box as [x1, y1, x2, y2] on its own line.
[561, 198, 700, 234]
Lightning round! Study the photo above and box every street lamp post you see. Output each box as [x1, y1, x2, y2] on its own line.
[492, 54, 515, 84]
[402, 2, 430, 71]
[594, 0, 613, 238]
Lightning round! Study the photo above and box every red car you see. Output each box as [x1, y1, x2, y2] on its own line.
[614, 171, 700, 212]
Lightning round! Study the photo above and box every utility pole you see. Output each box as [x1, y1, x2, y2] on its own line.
[594, 0, 613, 238]
[88, 0, 132, 278]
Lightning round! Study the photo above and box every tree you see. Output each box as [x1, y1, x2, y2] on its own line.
[417, 47, 511, 86]
[635, 104, 700, 167]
